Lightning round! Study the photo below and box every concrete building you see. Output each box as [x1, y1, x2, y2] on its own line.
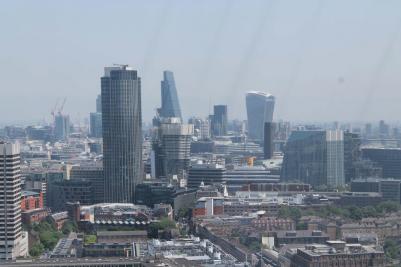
[283, 241, 384, 267]
[274, 230, 329, 247]
[153, 118, 193, 179]
[102, 65, 142, 203]
[0, 142, 27, 260]
[188, 163, 226, 188]
[246, 91, 275, 141]
[351, 178, 401, 203]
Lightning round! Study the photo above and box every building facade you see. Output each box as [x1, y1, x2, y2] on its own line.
[153, 118, 193, 179]
[281, 130, 345, 188]
[89, 112, 102, 138]
[101, 65, 143, 203]
[0, 142, 25, 260]
[211, 105, 228, 136]
[54, 114, 70, 140]
[70, 164, 104, 204]
[362, 148, 401, 179]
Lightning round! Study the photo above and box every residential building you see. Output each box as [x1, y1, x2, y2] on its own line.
[0, 142, 26, 260]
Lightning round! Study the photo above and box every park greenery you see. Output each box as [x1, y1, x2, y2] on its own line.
[84, 234, 97, 245]
[384, 239, 400, 260]
[148, 217, 177, 238]
[28, 219, 77, 257]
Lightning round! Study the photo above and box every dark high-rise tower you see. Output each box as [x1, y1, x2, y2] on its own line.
[212, 105, 227, 136]
[101, 66, 142, 203]
[263, 122, 274, 159]
[160, 71, 182, 120]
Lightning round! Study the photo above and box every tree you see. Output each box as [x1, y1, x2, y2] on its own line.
[384, 239, 399, 260]
[377, 201, 400, 214]
[61, 221, 77, 235]
[29, 243, 44, 257]
[278, 206, 302, 222]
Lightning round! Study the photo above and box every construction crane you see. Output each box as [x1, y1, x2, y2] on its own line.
[58, 97, 67, 115]
[50, 99, 59, 124]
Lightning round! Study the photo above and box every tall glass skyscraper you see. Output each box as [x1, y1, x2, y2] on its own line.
[281, 130, 345, 188]
[246, 91, 275, 141]
[160, 71, 182, 120]
[54, 114, 70, 140]
[101, 66, 142, 203]
[212, 105, 228, 136]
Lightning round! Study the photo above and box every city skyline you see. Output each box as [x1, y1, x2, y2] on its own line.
[1, 1, 401, 124]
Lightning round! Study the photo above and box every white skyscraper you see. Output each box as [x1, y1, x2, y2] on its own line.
[246, 91, 275, 141]
[0, 142, 26, 260]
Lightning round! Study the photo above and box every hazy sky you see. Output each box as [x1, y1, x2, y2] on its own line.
[1, 0, 401, 125]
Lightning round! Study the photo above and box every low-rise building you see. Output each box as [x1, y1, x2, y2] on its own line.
[282, 241, 384, 267]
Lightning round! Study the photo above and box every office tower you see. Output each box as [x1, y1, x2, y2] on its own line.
[362, 148, 401, 179]
[188, 163, 226, 188]
[101, 65, 142, 203]
[263, 122, 274, 159]
[379, 120, 389, 138]
[0, 142, 25, 260]
[70, 164, 104, 204]
[364, 123, 372, 137]
[159, 71, 182, 120]
[212, 105, 228, 136]
[281, 130, 345, 188]
[54, 114, 70, 140]
[96, 94, 102, 113]
[343, 132, 361, 183]
[89, 112, 102, 138]
[246, 91, 275, 141]
[153, 118, 193, 179]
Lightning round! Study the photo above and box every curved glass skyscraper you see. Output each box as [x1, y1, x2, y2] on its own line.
[160, 71, 182, 120]
[246, 91, 275, 141]
[101, 65, 142, 203]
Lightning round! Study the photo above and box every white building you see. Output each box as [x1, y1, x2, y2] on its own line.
[0, 142, 28, 260]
